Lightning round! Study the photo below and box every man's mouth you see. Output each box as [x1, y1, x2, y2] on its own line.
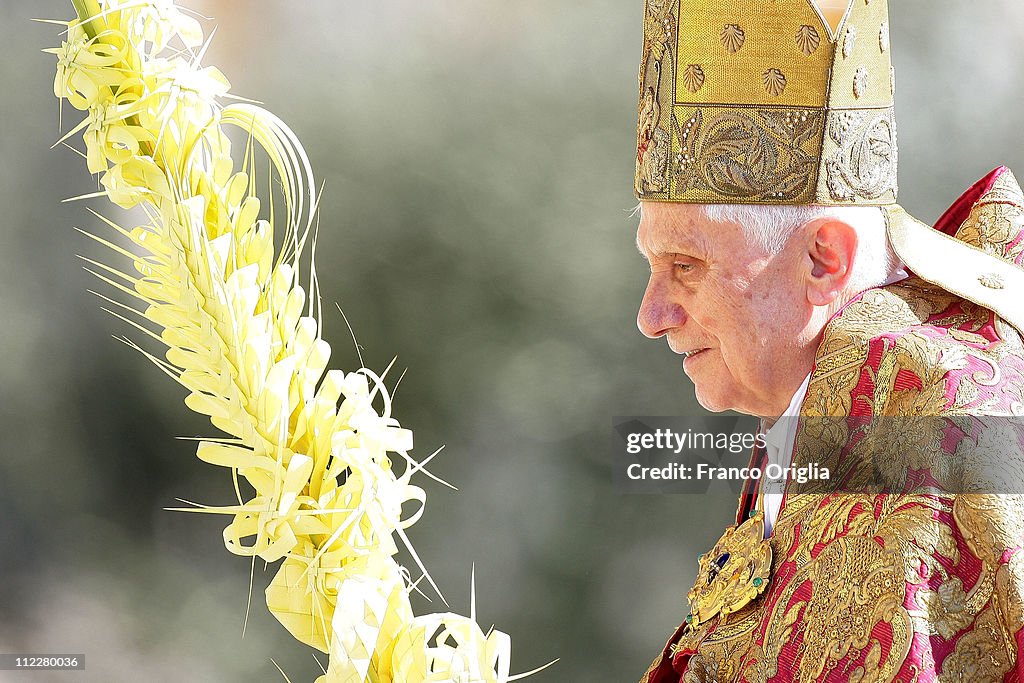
[682, 348, 709, 361]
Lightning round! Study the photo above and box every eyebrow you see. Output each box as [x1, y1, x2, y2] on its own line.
[636, 233, 682, 260]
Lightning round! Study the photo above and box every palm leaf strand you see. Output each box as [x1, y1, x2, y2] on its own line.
[48, 1, 534, 681]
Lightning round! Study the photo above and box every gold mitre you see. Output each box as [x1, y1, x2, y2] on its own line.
[635, 0, 897, 205]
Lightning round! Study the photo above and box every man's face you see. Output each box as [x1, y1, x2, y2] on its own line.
[636, 202, 813, 417]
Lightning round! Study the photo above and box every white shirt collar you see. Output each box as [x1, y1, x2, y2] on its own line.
[763, 373, 811, 450]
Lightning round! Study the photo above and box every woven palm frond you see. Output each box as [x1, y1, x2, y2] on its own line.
[48, 1, 546, 680]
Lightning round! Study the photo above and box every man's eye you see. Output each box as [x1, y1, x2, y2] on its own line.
[674, 262, 695, 273]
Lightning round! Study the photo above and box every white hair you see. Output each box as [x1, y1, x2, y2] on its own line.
[700, 204, 903, 294]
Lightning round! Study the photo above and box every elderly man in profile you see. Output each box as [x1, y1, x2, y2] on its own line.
[632, 1, 1024, 681]
[637, 202, 899, 420]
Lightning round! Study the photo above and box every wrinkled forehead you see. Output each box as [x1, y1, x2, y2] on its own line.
[635, 202, 717, 259]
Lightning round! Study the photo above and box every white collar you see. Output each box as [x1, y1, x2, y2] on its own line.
[763, 373, 811, 450]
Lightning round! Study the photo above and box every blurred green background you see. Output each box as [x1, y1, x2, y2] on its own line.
[1, 0, 1023, 680]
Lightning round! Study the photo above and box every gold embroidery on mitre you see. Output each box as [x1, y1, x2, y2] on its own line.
[844, 25, 857, 58]
[682, 64, 705, 93]
[720, 24, 745, 54]
[670, 106, 826, 203]
[762, 68, 787, 97]
[796, 24, 821, 56]
[636, 0, 898, 204]
[820, 107, 898, 203]
[853, 66, 869, 98]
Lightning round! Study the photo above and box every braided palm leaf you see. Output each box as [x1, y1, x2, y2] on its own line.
[48, 1, 531, 680]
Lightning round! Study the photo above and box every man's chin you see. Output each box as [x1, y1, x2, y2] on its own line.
[687, 360, 743, 413]
[692, 387, 733, 414]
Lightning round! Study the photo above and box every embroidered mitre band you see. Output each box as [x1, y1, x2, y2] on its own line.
[635, 0, 897, 205]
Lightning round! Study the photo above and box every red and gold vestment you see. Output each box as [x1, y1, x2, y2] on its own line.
[642, 167, 1024, 683]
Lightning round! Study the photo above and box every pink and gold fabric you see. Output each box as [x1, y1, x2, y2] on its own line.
[641, 167, 1024, 682]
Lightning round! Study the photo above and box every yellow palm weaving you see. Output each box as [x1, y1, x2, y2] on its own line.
[47, 1, 540, 681]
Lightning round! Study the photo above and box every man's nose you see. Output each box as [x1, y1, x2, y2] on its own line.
[637, 276, 686, 339]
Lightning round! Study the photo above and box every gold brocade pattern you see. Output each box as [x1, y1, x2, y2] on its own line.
[915, 577, 976, 640]
[636, 0, 899, 204]
[778, 282, 1024, 681]
[670, 106, 825, 203]
[650, 287, 1024, 681]
[955, 169, 1024, 266]
[664, 104, 897, 205]
[937, 606, 1012, 681]
[644, 227, 1024, 681]
[819, 107, 898, 204]
[636, 0, 676, 196]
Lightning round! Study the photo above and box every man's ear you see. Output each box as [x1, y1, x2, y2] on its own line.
[803, 218, 858, 307]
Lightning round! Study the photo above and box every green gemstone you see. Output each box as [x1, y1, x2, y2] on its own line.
[685, 614, 693, 624]
[749, 509, 757, 519]
[753, 577, 764, 588]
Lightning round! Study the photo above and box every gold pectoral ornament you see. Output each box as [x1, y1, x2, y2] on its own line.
[683, 511, 773, 632]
